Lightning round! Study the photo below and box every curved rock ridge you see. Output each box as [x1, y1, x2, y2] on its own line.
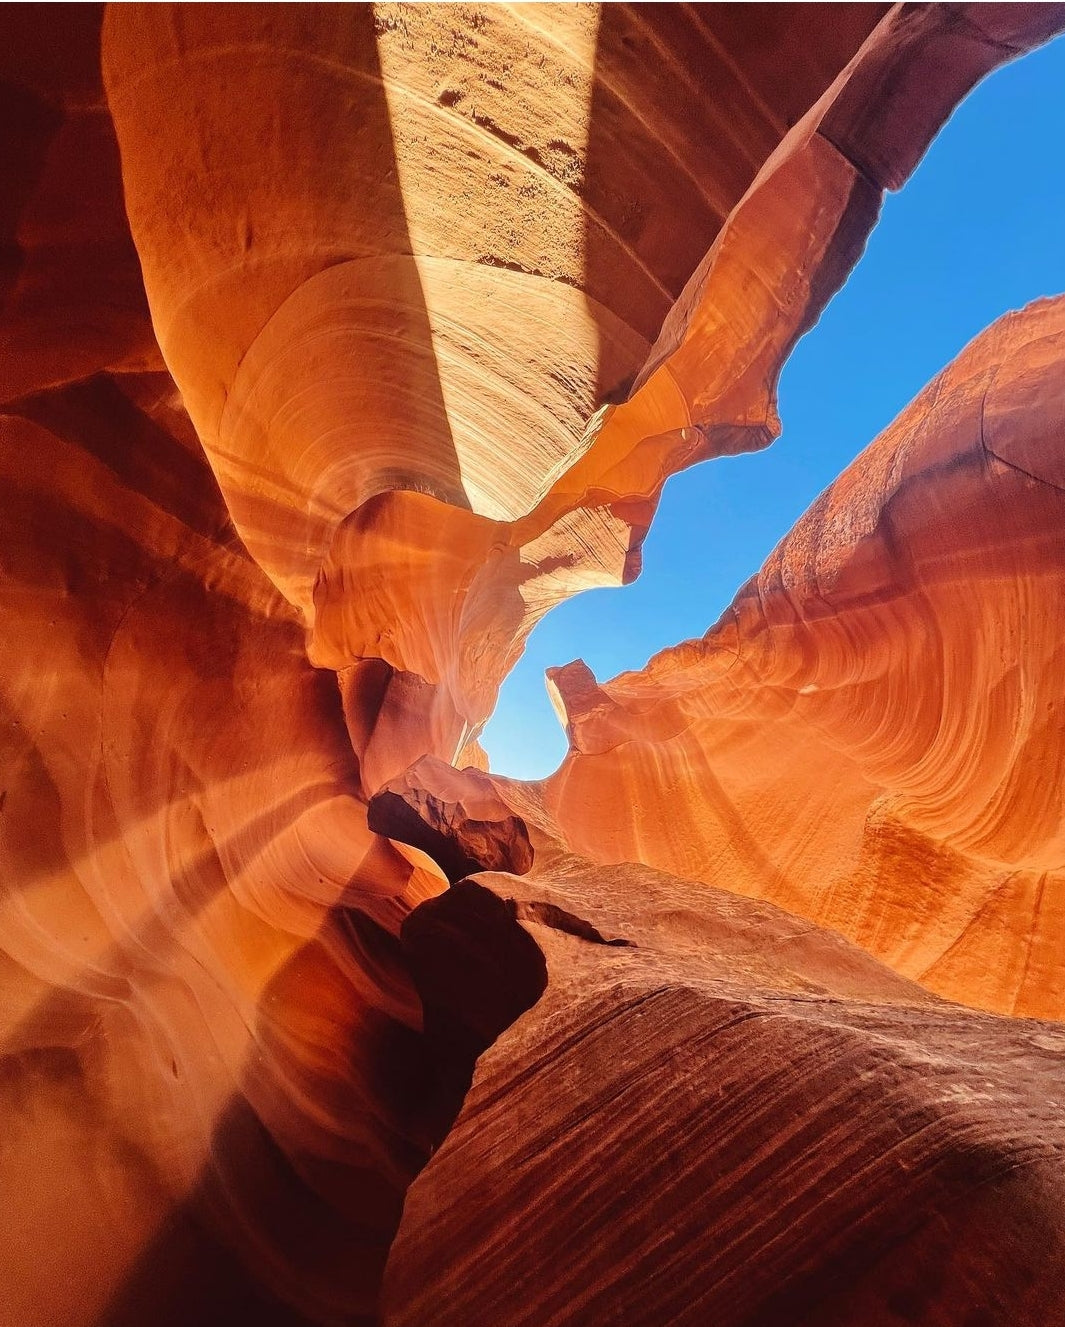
[2, 5, 1065, 1327]
[100, 3, 1059, 773]
[541, 295, 1065, 1019]
[383, 846, 1065, 1327]
[0, 12, 454, 1321]
[368, 754, 534, 883]
[0, 368, 457, 1327]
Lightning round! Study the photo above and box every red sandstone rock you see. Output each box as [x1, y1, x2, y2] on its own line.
[0, 4, 162, 401]
[540, 296, 1065, 1020]
[384, 854, 1065, 1327]
[100, 1, 994, 765]
[369, 755, 534, 883]
[0, 367, 450, 1326]
[1, 5, 1064, 1326]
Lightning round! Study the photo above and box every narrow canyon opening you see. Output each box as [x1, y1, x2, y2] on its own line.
[482, 29, 1065, 781]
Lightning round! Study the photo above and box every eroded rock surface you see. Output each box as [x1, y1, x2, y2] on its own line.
[1, 4, 1064, 1326]
[541, 296, 1065, 1019]
[101, 2, 1052, 769]
[384, 855, 1065, 1327]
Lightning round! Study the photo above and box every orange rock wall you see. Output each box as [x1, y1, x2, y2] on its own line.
[542, 297, 1065, 1018]
[100, 1, 902, 764]
[384, 855, 1065, 1327]
[2, 4, 1065, 1325]
[0, 367, 453, 1325]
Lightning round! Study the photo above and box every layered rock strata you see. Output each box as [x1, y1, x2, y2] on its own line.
[372, 766, 1065, 1326]
[386, 855, 1065, 1327]
[1, 4, 1064, 1326]
[101, 3, 1059, 776]
[540, 296, 1065, 1020]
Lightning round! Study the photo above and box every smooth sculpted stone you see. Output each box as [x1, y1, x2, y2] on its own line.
[0, 3, 163, 401]
[539, 297, 1065, 1019]
[2, 5, 1065, 1327]
[368, 755, 534, 883]
[0, 369, 451, 1327]
[101, 4, 1059, 776]
[383, 854, 1065, 1327]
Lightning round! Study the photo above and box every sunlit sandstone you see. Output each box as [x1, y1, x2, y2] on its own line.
[540, 297, 1065, 1020]
[2, 4, 1064, 1325]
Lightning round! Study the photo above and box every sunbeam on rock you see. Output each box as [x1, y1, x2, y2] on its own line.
[2, 5, 1065, 1326]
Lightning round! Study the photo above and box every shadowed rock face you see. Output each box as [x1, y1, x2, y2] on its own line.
[368, 755, 534, 882]
[2, 4, 1065, 1326]
[384, 855, 1065, 1327]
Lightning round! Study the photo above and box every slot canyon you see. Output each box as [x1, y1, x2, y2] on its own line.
[2, 3, 1065, 1324]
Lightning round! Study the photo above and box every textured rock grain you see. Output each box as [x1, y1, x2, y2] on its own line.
[542, 297, 1065, 1018]
[2, 4, 1065, 1325]
[383, 852, 1065, 1327]
[101, 2, 1020, 759]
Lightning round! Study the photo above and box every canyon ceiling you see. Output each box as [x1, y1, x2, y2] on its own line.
[2, 4, 1065, 1325]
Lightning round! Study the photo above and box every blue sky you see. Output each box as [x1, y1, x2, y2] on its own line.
[482, 33, 1065, 781]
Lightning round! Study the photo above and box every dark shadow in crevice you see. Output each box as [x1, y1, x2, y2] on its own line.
[399, 880, 549, 1130]
[93, 869, 550, 1326]
[367, 786, 533, 884]
[512, 898, 635, 949]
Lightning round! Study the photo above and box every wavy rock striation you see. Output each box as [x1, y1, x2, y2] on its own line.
[373, 767, 1065, 1325]
[385, 854, 1065, 1327]
[0, 367, 455, 1326]
[1, 4, 1064, 1326]
[101, 2, 1050, 774]
[541, 296, 1065, 1019]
